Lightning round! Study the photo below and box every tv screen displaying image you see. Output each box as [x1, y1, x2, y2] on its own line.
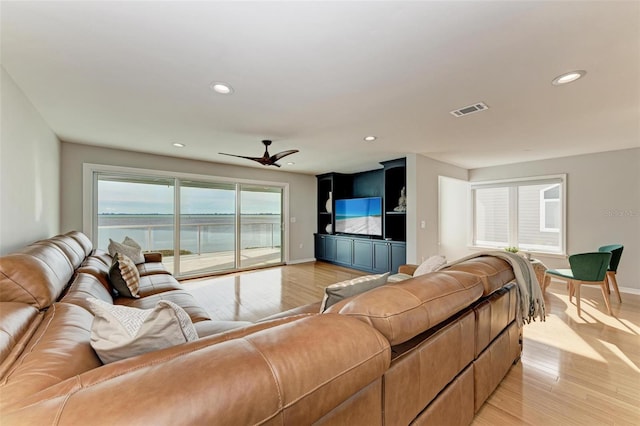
[334, 197, 382, 236]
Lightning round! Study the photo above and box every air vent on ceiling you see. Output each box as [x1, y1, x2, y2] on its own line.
[450, 102, 489, 117]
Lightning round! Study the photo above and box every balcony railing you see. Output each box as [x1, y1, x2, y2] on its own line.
[98, 221, 281, 256]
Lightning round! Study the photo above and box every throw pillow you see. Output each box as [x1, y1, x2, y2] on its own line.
[413, 255, 447, 277]
[320, 272, 390, 312]
[87, 297, 198, 364]
[109, 253, 141, 298]
[123, 236, 142, 250]
[108, 238, 145, 264]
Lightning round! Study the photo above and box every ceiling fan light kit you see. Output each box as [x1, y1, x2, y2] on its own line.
[219, 140, 299, 168]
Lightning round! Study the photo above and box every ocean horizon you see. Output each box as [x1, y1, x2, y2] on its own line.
[98, 214, 281, 254]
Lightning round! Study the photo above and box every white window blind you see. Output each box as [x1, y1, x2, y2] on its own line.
[471, 175, 566, 254]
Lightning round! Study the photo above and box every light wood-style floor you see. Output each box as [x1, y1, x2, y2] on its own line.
[183, 262, 640, 425]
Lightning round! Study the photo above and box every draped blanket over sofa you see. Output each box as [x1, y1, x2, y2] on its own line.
[0, 231, 527, 425]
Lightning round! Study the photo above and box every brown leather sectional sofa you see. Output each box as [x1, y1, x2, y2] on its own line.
[0, 231, 521, 425]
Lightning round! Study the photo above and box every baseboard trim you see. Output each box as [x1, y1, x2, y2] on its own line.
[286, 258, 316, 265]
[619, 286, 640, 295]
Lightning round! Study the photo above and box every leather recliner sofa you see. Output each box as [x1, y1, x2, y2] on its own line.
[0, 231, 521, 425]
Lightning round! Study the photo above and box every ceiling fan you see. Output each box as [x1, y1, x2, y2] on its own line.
[219, 140, 299, 167]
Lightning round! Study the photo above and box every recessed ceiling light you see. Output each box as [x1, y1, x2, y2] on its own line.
[286, 162, 295, 165]
[210, 82, 234, 94]
[172, 143, 185, 148]
[364, 135, 377, 142]
[552, 70, 586, 86]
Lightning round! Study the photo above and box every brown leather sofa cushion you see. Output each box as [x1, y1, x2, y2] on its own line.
[3, 314, 391, 425]
[0, 302, 40, 367]
[77, 257, 179, 297]
[65, 230, 94, 257]
[76, 257, 112, 291]
[137, 274, 183, 297]
[443, 256, 515, 296]
[0, 303, 102, 410]
[0, 245, 75, 309]
[136, 261, 170, 276]
[87, 249, 113, 266]
[39, 236, 86, 270]
[326, 270, 484, 345]
[115, 290, 212, 323]
[60, 273, 115, 312]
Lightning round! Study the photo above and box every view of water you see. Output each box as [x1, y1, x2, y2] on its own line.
[98, 214, 281, 254]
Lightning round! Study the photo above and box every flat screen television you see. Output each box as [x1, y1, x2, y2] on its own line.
[334, 197, 382, 237]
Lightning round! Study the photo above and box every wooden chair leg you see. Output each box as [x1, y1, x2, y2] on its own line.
[575, 281, 581, 316]
[607, 271, 622, 303]
[568, 280, 574, 302]
[600, 280, 613, 315]
[543, 273, 551, 293]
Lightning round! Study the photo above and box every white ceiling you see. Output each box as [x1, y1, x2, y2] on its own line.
[1, 1, 639, 175]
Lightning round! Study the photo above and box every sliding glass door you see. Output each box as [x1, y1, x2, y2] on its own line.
[93, 170, 285, 278]
[96, 175, 176, 273]
[239, 185, 283, 269]
[179, 180, 237, 275]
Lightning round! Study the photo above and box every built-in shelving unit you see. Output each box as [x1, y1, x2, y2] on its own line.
[315, 158, 406, 273]
[381, 158, 407, 242]
[316, 172, 349, 236]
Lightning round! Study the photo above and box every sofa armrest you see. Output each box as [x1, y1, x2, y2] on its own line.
[398, 264, 418, 275]
[143, 251, 163, 263]
[3, 314, 390, 425]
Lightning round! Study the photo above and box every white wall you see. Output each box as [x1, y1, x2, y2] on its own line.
[60, 142, 317, 262]
[0, 67, 60, 254]
[469, 148, 640, 292]
[438, 176, 470, 262]
[406, 153, 468, 264]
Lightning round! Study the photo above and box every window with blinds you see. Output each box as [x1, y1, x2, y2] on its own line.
[471, 175, 566, 254]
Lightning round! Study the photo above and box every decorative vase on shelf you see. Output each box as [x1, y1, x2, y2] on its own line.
[325, 191, 332, 213]
[325, 223, 332, 234]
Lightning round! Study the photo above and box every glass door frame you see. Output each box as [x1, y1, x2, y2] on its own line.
[83, 163, 290, 279]
[238, 183, 284, 270]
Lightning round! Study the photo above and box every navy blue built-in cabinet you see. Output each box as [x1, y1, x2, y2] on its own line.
[315, 158, 406, 274]
[314, 234, 406, 274]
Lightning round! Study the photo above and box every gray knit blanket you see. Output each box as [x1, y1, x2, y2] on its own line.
[439, 251, 546, 325]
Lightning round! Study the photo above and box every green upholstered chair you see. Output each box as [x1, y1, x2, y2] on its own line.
[598, 244, 623, 303]
[544, 252, 613, 316]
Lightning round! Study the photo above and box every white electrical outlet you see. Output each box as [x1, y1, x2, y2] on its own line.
[299, 243, 303, 249]
[420, 220, 426, 229]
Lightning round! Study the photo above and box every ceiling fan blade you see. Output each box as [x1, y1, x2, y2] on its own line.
[219, 152, 265, 162]
[220, 152, 282, 167]
[220, 141, 297, 167]
[270, 149, 299, 162]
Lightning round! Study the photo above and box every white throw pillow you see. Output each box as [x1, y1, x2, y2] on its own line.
[108, 238, 145, 264]
[320, 272, 390, 312]
[87, 298, 198, 364]
[123, 236, 142, 250]
[414, 255, 447, 277]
